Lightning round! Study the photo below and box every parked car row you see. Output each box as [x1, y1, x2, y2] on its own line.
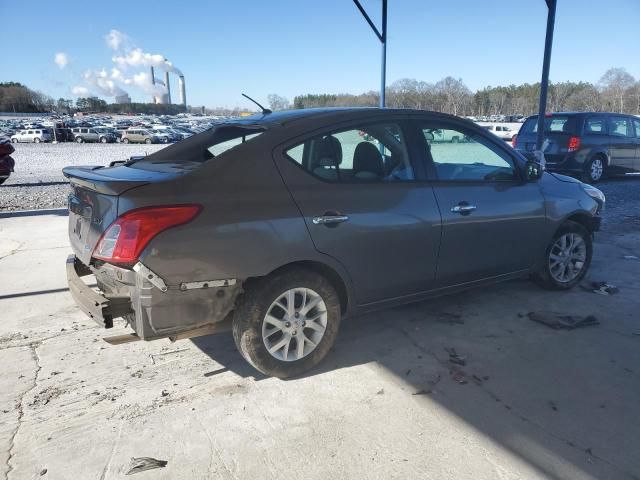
[1, 113, 226, 145]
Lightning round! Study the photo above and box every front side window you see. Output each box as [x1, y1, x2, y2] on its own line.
[422, 127, 516, 182]
[285, 122, 414, 182]
[608, 117, 631, 137]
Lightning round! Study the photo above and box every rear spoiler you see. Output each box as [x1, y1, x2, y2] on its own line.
[62, 165, 151, 195]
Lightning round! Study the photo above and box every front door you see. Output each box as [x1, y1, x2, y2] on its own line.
[632, 118, 640, 172]
[416, 121, 548, 287]
[274, 119, 442, 306]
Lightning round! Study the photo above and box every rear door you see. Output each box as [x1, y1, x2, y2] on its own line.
[274, 118, 442, 306]
[415, 119, 548, 286]
[607, 116, 636, 172]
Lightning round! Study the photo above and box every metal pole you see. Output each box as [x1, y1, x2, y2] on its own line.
[353, 0, 387, 108]
[535, 0, 557, 154]
[380, 0, 387, 108]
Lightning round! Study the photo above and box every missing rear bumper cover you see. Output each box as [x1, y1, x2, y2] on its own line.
[133, 261, 237, 293]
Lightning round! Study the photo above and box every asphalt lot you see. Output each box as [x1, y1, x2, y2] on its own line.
[0, 190, 639, 479]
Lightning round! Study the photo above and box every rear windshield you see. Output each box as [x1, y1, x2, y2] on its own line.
[129, 125, 265, 168]
[520, 115, 580, 135]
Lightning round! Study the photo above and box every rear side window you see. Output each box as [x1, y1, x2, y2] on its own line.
[206, 129, 264, 157]
[633, 119, 640, 139]
[521, 116, 579, 135]
[607, 117, 631, 137]
[284, 122, 414, 183]
[584, 117, 606, 134]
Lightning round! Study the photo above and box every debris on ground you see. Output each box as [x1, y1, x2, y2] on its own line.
[29, 387, 65, 407]
[580, 281, 619, 295]
[548, 401, 558, 412]
[376, 388, 385, 395]
[40, 468, 47, 476]
[450, 370, 468, 385]
[445, 347, 467, 366]
[527, 311, 600, 330]
[126, 457, 168, 475]
[161, 390, 169, 397]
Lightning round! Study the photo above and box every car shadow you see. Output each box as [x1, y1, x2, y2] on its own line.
[191, 276, 639, 479]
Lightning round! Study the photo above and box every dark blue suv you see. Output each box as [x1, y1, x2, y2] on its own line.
[514, 112, 640, 183]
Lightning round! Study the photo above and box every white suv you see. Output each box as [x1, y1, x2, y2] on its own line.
[10, 129, 52, 143]
[482, 125, 514, 141]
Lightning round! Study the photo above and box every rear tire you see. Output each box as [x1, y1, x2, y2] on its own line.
[582, 156, 606, 184]
[34, 138, 40, 143]
[232, 269, 342, 378]
[100, 137, 107, 143]
[0, 177, 7, 185]
[145, 138, 152, 144]
[11, 139, 18, 143]
[123, 138, 130, 144]
[533, 221, 592, 290]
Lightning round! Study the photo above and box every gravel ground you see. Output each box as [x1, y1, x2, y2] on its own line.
[0, 143, 167, 210]
[0, 143, 638, 224]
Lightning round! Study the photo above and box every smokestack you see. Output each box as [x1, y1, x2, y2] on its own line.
[164, 70, 171, 104]
[150, 66, 158, 104]
[179, 75, 186, 106]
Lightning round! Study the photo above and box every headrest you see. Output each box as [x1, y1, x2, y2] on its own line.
[353, 142, 384, 177]
[314, 135, 342, 167]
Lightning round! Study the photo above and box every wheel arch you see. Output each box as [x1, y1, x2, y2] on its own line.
[563, 212, 595, 234]
[251, 260, 351, 315]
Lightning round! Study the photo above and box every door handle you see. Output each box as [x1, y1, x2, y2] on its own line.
[451, 203, 477, 215]
[312, 215, 350, 225]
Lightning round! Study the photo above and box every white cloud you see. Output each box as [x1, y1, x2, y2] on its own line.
[113, 48, 182, 75]
[54, 52, 70, 69]
[83, 69, 127, 97]
[71, 86, 90, 96]
[105, 29, 129, 51]
[124, 71, 166, 96]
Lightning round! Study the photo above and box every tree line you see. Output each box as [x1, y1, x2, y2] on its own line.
[271, 68, 640, 116]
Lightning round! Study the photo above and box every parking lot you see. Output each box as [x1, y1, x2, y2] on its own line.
[1, 174, 639, 479]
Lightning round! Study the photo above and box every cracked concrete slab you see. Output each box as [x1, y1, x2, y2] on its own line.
[1, 213, 639, 480]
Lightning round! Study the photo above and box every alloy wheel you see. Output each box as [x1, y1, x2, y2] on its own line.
[590, 159, 603, 181]
[548, 233, 587, 283]
[262, 288, 327, 362]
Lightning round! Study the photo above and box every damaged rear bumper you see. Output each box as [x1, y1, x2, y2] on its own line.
[66, 255, 132, 328]
[66, 255, 241, 340]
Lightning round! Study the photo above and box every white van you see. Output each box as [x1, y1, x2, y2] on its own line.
[10, 129, 52, 143]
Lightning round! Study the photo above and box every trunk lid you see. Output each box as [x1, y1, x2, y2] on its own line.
[63, 163, 191, 264]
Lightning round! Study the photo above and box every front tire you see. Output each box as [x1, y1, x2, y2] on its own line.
[233, 269, 342, 378]
[76, 137, 83, 143]
[582, 156, 605, 184]
[100, 136, 107, 143]
[122, 138, 130, 144]
[145, 138, 152, 144]
[533, 221, 592, 290]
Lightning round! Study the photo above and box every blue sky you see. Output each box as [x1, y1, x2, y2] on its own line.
[2, 0, 639, 109]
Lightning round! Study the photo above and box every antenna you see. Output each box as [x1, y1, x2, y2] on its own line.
[241, 93, 272, 115]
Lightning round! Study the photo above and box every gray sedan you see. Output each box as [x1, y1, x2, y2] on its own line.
[64, 108, 605, 377]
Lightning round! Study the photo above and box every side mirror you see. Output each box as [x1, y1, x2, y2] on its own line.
[524, 160, 543, 181]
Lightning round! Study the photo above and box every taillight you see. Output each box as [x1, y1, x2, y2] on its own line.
[512, 135, 518, 148]
[567, 136, 581, 152]
[92, 204, 202, 265]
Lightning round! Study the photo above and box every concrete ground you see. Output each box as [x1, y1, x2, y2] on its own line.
[0, 209, 639, 480]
